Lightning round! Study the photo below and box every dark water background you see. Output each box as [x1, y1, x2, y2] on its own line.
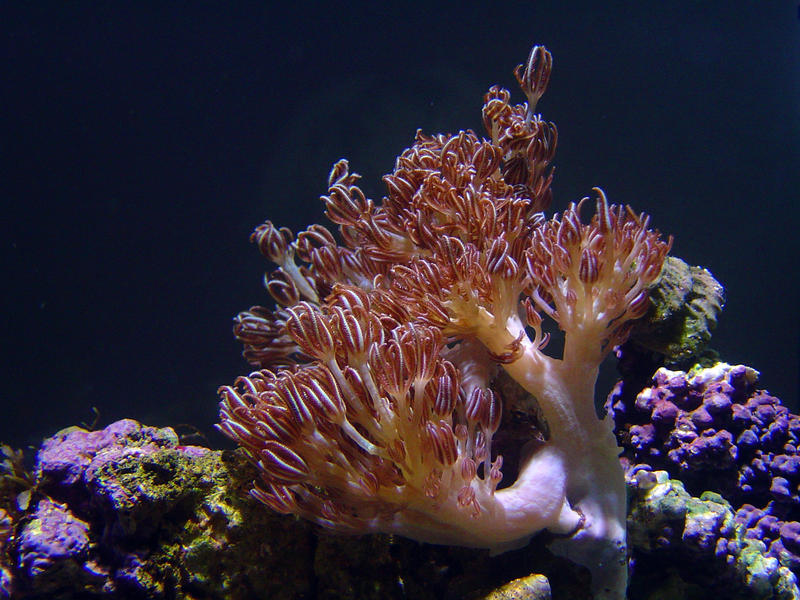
[2, 3, 798, 451]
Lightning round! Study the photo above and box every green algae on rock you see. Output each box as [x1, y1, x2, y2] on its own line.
[630, 256, 725, 365]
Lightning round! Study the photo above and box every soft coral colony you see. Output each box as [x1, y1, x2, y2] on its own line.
[217, 46, 672, 599]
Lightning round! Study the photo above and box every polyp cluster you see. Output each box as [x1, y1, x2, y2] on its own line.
[218, 46, 672, 599]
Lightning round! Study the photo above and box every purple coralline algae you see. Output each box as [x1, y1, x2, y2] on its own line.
[608, 362, 800, 583]
[4, 419, 313, 599]
[16, 498, 91, 588]
[627, 466, 798, 599]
